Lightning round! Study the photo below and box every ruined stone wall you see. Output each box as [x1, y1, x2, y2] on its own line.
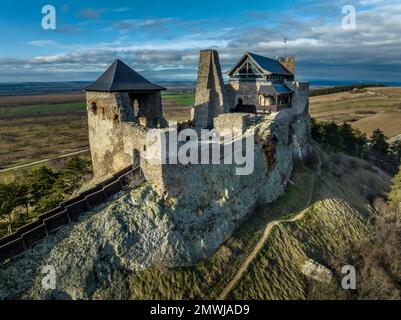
[284, 81, 309, 115]
[130, 91, 166, 128]
[225, 80, 261, 107]
[214, 113, 247, 134]
[142, 113, 311, 210]
[192, 50, 227, 128]
[88, 107, 146, 178]
[86, 91, 135, 123]
[87, 89, 169, 179]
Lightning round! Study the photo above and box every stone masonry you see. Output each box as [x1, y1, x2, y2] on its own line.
[191, 50, 227, 128]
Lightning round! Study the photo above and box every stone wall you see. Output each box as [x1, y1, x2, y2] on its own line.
[87, 109, 147, 178]
[284, 81, 309, 115]
[141, 112, 311, 210]
[214, 113, 248, 134]
[277, 56, 295, 75]
[86, 91, 135, 123]
[87, 90, 167, 179]
[192, 50, 227, 128]
[129, 91, 167, 128]
[225, 80, 260, 107]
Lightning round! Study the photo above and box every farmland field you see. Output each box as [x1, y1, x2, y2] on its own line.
[0, 92, 85, 107]
[0, 102, 86, 116]
[0, 113, 89, 169]
[309, 87, 401, 139]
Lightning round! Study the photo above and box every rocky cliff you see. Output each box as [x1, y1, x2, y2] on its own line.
[0, 113, 311, 300]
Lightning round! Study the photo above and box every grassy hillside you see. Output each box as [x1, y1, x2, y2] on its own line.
[310, 87, 401, 139]
[92, 149, 391, 299]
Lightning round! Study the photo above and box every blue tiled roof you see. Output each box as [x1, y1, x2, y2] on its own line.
[247, 52, 293, 76]
[259, 82, 293, 95]
[226, 52, 293, 77]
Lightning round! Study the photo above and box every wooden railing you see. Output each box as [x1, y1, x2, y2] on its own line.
[0, 165, 145, 264]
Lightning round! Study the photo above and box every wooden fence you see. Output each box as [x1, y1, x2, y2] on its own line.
[0, 166, 145, 264]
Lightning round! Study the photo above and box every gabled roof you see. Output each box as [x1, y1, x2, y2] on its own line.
[226, 52, 293, 77]
[85, 59, 165, 92]
[259, 82, 293, 95]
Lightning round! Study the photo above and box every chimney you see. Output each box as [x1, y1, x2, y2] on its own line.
[277, 56, 295, 76]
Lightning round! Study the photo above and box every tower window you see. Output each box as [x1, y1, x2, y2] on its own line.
[90, 102, 97, 114]
[132, 99, 140, 118]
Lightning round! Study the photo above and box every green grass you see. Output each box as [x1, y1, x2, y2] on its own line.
[0, 102, 86, 116]
[162, 93, 195, 106]
[229, 152, 391, 299]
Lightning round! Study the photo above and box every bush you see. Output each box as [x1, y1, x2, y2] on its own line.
[303, 151, 319, 169]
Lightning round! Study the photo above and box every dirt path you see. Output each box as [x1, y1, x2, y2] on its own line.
[218, 155, 322, 300]
[0, 149, 90, 173]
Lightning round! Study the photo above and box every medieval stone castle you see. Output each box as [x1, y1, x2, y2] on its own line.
[85, 50, 310, 201]
[0, 49, 311, 269]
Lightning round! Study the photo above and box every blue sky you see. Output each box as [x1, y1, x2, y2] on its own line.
[0, 0, 400, 82]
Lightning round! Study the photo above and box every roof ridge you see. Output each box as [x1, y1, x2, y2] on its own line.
[107, 60, 120, 91]
[85, 58, 165, 92]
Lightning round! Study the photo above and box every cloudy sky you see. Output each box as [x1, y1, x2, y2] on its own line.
[0, 0, 400, 83]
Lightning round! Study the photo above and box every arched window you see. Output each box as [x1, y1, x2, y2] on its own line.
[132, 99, 140, 118]
[90, 102, 97, 114]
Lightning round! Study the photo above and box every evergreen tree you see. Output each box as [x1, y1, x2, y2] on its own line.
[370, 129, 389, 155]
[390, 141, 401, 165]
[310, 118, 323, 143]
[27, 166, 58, 207]
[55, 157, 91, 195]
[338, 123, 355, 154]
[322, 122, 341, 151]
[0, 182, 29, 233]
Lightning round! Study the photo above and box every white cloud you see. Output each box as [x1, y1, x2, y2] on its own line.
[2, 0, 401, 82]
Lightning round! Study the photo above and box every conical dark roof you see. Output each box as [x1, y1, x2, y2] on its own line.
[85, 59, 165, 92]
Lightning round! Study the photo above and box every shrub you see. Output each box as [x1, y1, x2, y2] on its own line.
[303, 151, 319, 169]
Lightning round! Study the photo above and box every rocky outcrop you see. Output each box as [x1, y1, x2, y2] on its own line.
[0, 113, 311, 300]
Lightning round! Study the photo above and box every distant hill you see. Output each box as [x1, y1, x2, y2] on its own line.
[0, 82, 90, 96]
[0, 81, 196, 97]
